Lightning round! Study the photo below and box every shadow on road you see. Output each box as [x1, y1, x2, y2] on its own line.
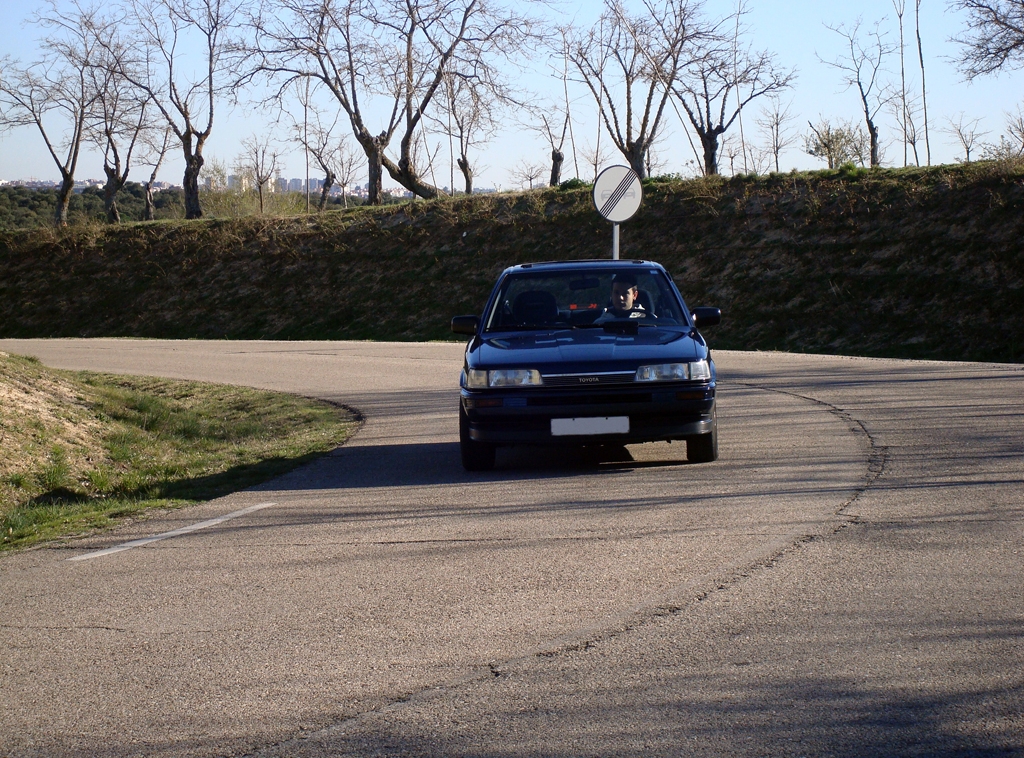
[30, 670, 1023, 758]
[308, 672, 1024, 758]
[249, 440, 694, 492]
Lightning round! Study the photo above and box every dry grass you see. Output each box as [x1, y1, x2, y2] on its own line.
[0, 353, 100, 494]
[0, 352, 359, 551]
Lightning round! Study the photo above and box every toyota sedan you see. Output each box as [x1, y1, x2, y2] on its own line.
[451, 259, 721, 471]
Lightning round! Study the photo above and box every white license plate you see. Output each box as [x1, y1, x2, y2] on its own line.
[551, 416, 630, 436]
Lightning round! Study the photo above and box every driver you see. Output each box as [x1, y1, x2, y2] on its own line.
[597, 273, 648, 320]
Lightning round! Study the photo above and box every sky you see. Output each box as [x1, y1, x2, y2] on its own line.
[0, 0, 1020, 191]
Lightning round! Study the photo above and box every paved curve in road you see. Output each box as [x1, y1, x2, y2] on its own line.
[0, 340, 1021, 757]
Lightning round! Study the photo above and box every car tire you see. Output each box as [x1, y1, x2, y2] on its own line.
[686, 410, 718, 463]
[460, 403, 495, 471]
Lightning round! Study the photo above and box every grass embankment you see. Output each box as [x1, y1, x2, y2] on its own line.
[0, 351, 359, 551]
[1, 161, 1023, 362]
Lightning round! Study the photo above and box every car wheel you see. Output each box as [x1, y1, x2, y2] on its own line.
[460, 403, 495, 471]
[686, 410, 718, 463]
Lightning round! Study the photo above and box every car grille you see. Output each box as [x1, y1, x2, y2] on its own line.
[541, 371, 636, 387]
[527, 393, 652, 407]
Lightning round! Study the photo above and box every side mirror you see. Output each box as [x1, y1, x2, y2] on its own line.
[691, 307, 721, 328]
[451, 315, 480, 336]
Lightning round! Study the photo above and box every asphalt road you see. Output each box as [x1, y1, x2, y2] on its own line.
[0, 339, 1021, 758]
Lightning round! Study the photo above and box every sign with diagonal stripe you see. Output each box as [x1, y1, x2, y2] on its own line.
[592, 165, 642, 223]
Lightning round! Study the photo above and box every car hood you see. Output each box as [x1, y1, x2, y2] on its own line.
[468, 327, 707, 372]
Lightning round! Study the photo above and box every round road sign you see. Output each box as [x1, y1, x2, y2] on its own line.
[592, 165, 642, 223]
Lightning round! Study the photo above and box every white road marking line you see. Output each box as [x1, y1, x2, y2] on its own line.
[67, 502, 278, 562]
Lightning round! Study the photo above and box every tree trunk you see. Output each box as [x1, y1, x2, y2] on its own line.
[54, 175, 74, 227]
[182, 153, 205, 219]
[367, 147, 384, 205]
[357, 132, 387, 205]
[700, 131, 721, 176]
[143, 182, 156, 221]
[318, 169, 335, 211]
[457, 156, 473, 194]
[549, 148, 564, 187]
[624, 143, 647, 181]
[357, 129, 443, 202]
[391, 152, 440, 199]
[384, 128, 441, 199]
[102, 164, 126, 224]
[868, 119, 881, 167]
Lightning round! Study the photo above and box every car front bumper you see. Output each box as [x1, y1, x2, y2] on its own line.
[461, 384, 715, 446]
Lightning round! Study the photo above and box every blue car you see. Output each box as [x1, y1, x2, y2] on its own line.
[451, 259, 721, 471]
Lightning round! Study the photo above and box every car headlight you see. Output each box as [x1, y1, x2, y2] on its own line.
[688, 360, 712, 381]
[487, 369, 543, 387]
[635, 360, 711, 382]
[466, 369, 489, 388]
[466, 369, 544, 388]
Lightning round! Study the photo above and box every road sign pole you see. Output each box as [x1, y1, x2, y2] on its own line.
[612, 223, 620, 260]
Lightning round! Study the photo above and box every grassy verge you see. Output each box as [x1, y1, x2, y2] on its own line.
[0, 351, 360, 552]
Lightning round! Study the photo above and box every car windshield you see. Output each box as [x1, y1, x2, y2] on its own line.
[483, 267, 687, 332]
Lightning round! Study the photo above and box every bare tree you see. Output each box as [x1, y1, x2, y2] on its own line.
[944, 112, 988, 162]
[522, 90, 575, 186]
[536, 107, 572, 187]
[293, 105, 362, 209]
[138, 125, 173, 220]
[528, 30, 585, 186]
[201, 155, 229, 191]
[332, 137, 360, 207]
[579, 138, 615, 181]
[746, 144, 774, 175]
[975, 107, 1024, 160]
[245, 0, 539, 205]
[107, 0, 241, 220]
[432, 72, 503, 195]
[755, 96, 798, 172]
[643, 131, 671, 176]
[893, 0, 930, 166]
[524, 40, 576, 187]
[567, 0, 702, 179]
[672, 5, 795, 176]
[915, 1, 931, 164]
[720, 133, 743, 175]
[891, 90, 924, 165]
[237, 135, 280, 213]
[981, 135, 1024, 159]
[64, 4, 159, 224]
[96, 102, 149, 223]
[0, 1, 104, 227]
[1005, 104, 1024, 148]
[508, 159, 546, 189]
[893, 0, 910, 165]
[805, 118, 869, 168]
[87, 37, 153, 223]
[290, 100, 340, 209]
[951, 0, 1024, 77]
[821, 19, 896, 168]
